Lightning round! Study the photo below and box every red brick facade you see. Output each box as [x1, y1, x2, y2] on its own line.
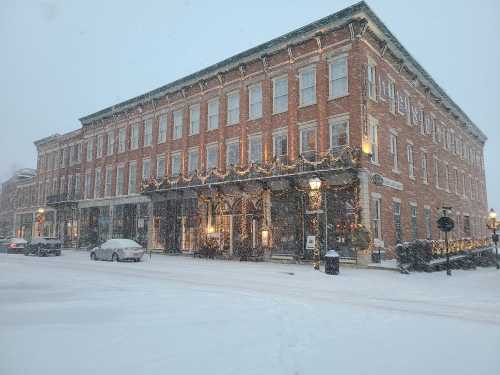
[14, 2, 488, 255]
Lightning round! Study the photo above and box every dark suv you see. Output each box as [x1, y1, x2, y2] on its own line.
[25, 237, 62, 256]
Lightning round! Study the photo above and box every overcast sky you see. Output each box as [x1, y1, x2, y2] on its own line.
[1, 0, 499, 208]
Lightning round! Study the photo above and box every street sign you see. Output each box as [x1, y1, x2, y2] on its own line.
[437, 216, 454, 232]
[306, 236, 316, 250]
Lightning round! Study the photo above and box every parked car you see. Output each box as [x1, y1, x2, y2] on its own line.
[0, 238, 28, 254]
[25, 237, 62, 256]
[90, 239, 145, 262]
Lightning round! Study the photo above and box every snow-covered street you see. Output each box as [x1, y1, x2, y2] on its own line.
[1, 250, 499, 375]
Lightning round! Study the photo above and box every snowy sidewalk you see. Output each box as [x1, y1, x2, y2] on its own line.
[1, 250, 499, 375]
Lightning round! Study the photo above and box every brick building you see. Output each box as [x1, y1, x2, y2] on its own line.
[14, 2, 488, 261]
[0, 169, 36, 239]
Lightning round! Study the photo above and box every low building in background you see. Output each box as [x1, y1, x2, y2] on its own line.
[8, 2, 489, 263]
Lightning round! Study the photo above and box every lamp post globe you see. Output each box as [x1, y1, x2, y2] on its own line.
[488, 208, 499, 270]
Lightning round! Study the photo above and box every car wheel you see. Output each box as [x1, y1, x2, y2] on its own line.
[112, 253, 119, 262]
[56, 251, 61, 256]
[90, 252, 97, 261]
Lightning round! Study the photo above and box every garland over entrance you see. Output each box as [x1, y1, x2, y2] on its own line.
[141, 146, 361, 194]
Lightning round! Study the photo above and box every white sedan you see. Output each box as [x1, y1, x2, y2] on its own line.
[90, 239, 145, 262]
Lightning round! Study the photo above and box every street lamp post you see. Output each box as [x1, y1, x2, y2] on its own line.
[437, 206, 454, 276]
[308, 177, 322, 271]
[488, 209, 499, 270]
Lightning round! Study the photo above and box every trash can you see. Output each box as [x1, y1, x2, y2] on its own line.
[325, 250, 339, 275]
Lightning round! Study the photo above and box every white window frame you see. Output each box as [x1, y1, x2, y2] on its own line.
[248, 83, 263, 120]
[390, 132, 399, 172]
[128, 161, 137, 194]
[369, 118, 379, 164]
[272, 129, 288, 160]
[248, 134, 263, 164]
[371, 196, 382, 240]
[158, 114, 168, 144]
[142, 158, 151, 181]
[130, 124, 139, 150]
[118, 128, 126, 153]
[272, 75, 288, 114]
[170, 152, 182, 177]
[105, 166, 113, 197]
[94, 168, 101, 199]
[189, 104, 200, 136]
[407, 143, 415, 179]
[144, 119, 153, 147]
[96, 135, 104, 158]
[116, 165, 124, 196]
[298, 65, 316, 107]
[387, 78, 396, 114]
[173, 110, 183, 140]
[329, 54, 348, 99]
[367, 63, 377, 101]
[227, 91, 240, 125]
[205, 143, 219, 170]
[226, 138, 240, 166]
[86, 139, 93, 162]
[188, 147, 199, 175]
[156, 154, 165, 179]
[421, 153, 428, 184]
[207, 98, 219, 130]
[299, 123, 317, 159]
[329, 117, 349, 151]
[107, 130, 115, 156]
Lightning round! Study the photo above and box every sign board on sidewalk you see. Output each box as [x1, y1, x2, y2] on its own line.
[306, 236, 316, 250]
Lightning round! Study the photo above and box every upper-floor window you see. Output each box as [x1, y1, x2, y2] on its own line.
[84, 172, 92, 199]
[94, 168, 101, 199]
[105, 167, 113, 197]
[189, 104, 200, 135]
[227, 91, 240, 125]
[299, 124, 317, 160]
[171, 152, 182, 176]
[407, 144, 415, 179]
[388, 79, 396, 114]
[61, 148, 67, 168]
[273, 75, 288, 114]
[248, 134, 262, 164]
[207, 98, 219, 130]
[188, 148, 199, 174]
[173, 110, 183, 140]
[128, 161, 137, 194]
[434, 158, 440, 189]
[144, 119, 153, 147]
[421, 153, 428, 184]
[107, 130, 114, 156]
[248, 83, 262, 120]
[118, 128, 126, 153]
[96, 134, 104, 158]
[272, 130, 288, 160]
[156, 155, 165, 179]
[329, 55, 348, 99]
[299, 66, 316, 107]
[390, 133, 398, 172]
[116, 165, 124, 196]
[410, 205, 418, 240]
[86, 140, 93, 162]
[367, 63, 376, 101]
[329, 118, 349, 150]
[142, 158, 151, 181]
[158, 114, 167, 144]
[130, 124, 139, 150]
[226, 139, 240, 166]
[369, 119, 379, 164]
[206, 144, 219, 170]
